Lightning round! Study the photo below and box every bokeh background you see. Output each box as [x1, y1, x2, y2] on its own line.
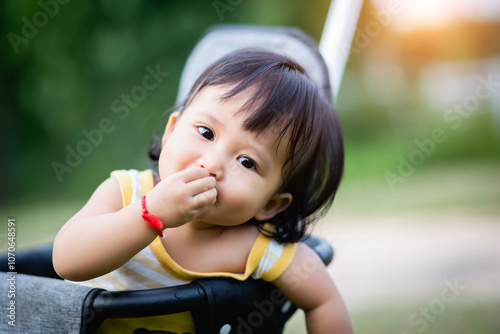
[1, 0, 499, 333]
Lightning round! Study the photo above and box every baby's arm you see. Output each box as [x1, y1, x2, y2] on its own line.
[53, 167, 216, 281]
[273, 243, 353, 333]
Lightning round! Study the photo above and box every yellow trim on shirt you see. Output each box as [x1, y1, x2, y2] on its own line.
[139, 169, 155, 195]
[149, 232, 271, 281]
[260, 242, 297, 281]
[110, 169, 154, 206]
[149, 224, 297, 282]
[111, 170, 133, 208]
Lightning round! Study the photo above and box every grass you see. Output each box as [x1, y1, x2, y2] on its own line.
[349, 298, 500, 334]
[0, 197, 83, 251]
[283, 298, 500, 334]
[332, 159, 500, 217]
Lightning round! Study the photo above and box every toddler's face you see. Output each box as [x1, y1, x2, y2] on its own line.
[158, 86, 292, 227]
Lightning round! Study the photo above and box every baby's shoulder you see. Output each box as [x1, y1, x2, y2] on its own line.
[87, 176, 123, 212]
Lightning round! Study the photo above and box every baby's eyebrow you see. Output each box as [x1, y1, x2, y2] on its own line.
[202, 112, 223, 127]
[245, 134, 275, 171]
[253, 148, 271, 170]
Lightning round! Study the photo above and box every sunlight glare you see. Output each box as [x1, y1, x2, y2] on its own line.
[370, 0, 500, 32]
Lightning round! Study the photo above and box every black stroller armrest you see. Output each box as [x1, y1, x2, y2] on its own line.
[91, 282, 208, 318]
[0, 244, 60, 279]
[302, 234, 334, 266]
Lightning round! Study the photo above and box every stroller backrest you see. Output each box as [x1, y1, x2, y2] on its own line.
[176, 25, 332, 104]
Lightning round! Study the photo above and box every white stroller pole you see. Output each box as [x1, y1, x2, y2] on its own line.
[319, 0, 364, 102]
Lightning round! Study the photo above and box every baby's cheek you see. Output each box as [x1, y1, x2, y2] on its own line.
[222, 187, 259, 216]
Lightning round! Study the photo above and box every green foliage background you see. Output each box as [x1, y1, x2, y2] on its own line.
[0, 0, 330, 203]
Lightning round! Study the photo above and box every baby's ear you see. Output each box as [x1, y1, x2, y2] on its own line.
[161, 112, 179, 146]
[254, 193, 293, 221]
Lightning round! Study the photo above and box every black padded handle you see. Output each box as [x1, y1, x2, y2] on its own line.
[91, 282, 207, 318]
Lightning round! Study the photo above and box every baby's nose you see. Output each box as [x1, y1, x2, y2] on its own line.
[198, 163, 222, 181]
[200, 165, 217, 178]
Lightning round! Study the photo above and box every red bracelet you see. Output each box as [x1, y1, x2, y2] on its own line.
[141, 196, 164, 237]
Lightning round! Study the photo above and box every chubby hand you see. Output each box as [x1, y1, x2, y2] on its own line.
[145, 167, 217, 228]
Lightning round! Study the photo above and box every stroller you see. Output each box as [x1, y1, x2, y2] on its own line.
[1, 1, 363, 332]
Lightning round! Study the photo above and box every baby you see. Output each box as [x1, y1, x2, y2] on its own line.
[53, 49, 352, 333]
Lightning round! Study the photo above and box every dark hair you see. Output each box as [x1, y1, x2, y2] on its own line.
[149, 49, 344, 243]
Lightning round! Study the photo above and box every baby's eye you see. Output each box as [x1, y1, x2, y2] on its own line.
[198, 126, 214, 141]
[238, 156, 256, 170]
